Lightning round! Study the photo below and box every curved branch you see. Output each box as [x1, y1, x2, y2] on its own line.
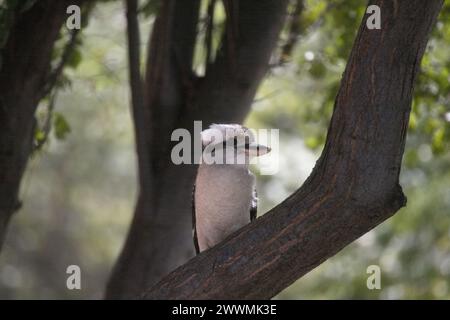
[141, 0, 443, 299]
[107, 0, 290, 299]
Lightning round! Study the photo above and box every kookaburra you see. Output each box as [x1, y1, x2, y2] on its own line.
[192, 124, 271, 253]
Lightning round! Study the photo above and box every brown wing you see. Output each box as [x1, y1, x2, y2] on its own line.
[192, 183, 200, 254]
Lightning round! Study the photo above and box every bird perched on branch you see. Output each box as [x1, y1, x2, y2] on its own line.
[193, 124, 271, 254]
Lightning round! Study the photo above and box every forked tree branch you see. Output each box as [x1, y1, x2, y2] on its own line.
[105, 0, 203, 299]
[141, 0, 443, 299]
[106, 0, 289, 299]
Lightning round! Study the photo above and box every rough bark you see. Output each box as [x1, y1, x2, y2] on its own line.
[0, 0, 83, 249]
[106, 0, 290, 299]
[141, 0, 443, 299]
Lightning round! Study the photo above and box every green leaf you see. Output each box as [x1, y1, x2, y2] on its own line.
[308, 61, 327, 79]
[432, 127, 445, 154]
[409, 112, 417, 131]
[67, 48, 82, 69]
[305, 136, 320, 149]
[34, 128, 45, 143]
[53, 112, 71, 140]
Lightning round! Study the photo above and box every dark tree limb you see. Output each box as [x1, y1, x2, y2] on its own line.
[125, 0, 151, 192]
[0, 0, 84, 250]
[106, 0, 289, 299]
[193, 0, 290, 125]
[141, 0, 443, 299]
[106, 0, 202, 299]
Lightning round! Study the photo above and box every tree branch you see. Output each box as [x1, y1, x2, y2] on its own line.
[0, 0, 84, 250]
[125, 0, 151, 191]
[42, 29, 80, 99]
[105, 0, 202, 299]
[106, 0, 290, 299]
[192, 0, 290, 125]
[141, 0, 443, 299]
[144, 0, 201, 178]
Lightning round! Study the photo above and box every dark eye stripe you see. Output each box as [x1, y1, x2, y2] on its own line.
[220, 137, 252, 149]
[233, 137, 238, 147]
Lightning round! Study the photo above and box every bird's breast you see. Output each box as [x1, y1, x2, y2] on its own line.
[195, 165, 255, 248]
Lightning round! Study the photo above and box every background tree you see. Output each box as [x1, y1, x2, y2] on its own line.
[0, 0, 448, 299]
[106, 0, 290, 299]
[0, 0, 85, 249]
[141, 0, 444, 299]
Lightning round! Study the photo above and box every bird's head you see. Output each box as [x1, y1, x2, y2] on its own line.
[200, 124, 271, 165]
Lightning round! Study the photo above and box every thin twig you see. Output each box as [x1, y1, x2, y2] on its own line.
[33, 92, 57, 152]
[41, 27, 80, 100]
[204, 0, 216, 74]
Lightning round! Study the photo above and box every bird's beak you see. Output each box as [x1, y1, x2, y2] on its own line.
[245, 142, 271, 157]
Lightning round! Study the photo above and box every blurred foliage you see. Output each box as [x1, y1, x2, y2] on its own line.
[251, 0, 450, 300]
[53, 112, 72, 140]
[0, 1, 139, 298]
[32, 1, 97, 151]
[253, 0, 450, 154]
[0, 0, 449, 299]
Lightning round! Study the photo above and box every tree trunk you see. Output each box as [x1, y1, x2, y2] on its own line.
[141, 0, 443, 300]
[0, 0, 82, 249]
[106, 0, 290, 299]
